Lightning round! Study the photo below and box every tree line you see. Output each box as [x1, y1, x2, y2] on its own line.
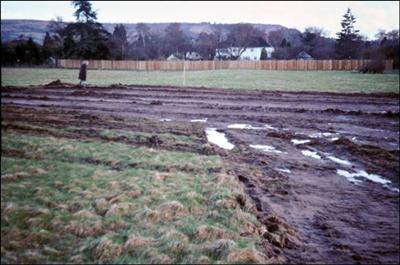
[1, 2, 399, 68]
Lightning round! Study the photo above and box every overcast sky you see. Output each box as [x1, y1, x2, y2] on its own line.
[1, 1, 399, 39]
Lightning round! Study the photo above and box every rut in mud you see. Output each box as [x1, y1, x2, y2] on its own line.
[2, 84, 399, 264]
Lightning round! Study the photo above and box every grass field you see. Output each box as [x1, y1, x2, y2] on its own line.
[1, 117, 273, 263]
[1, 67, 399, 93]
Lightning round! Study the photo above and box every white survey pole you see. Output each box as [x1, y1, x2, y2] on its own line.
[183, 59, 186, 86]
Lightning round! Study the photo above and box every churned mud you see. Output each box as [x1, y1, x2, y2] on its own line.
[2, 83, 399, 264]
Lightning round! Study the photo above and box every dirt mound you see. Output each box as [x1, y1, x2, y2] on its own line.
[45, 80, 76, 88]
[261, 215, 301, 249]
[109, 83, 128, 89]
[71, 90, 98, 96]
[266, 131, 294, 140]
[381, 110, 400, 118]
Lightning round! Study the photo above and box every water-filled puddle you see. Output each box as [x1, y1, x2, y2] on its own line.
[205, 128, 234, 150]
[250, 144, 283, 153]
[264, 124, 278, 130]
[309, 132, 334, 138]
[228, 124, 277, 130]
[191, 118, 207, 123]
[159, 118, 172, 122]
[327, 156, 351, 166]
[277, 168, 291, 173]
[337, 169, 398, 192]
[291, 139, 311, 145]
[337, 169, 362, 184]
[301, 150, 321, 159]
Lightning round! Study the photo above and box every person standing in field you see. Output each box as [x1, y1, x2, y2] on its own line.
[79, 60, 89, 87]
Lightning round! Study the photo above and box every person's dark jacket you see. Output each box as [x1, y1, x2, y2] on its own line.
[79, 64, 87, 81]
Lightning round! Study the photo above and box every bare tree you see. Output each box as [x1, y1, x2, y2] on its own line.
[225, 24, 264, 59]
[111, 24, 128, 60]
[267, 30, 282, 48]
[196, 32, 217, 60]
[302, 27, 334, 59]
[212, 23, 226, 59]
[47, 16, 66, 58]
[136, 23, 151, 48]
[162, 23, 191, 57]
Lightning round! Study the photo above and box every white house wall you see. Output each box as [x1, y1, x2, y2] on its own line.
[215, 47, 275, 60]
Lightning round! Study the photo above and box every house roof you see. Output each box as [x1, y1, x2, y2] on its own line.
[297, 51, 313, 59]
[216, 46, 274, 52]
[167, 54, 182, 60]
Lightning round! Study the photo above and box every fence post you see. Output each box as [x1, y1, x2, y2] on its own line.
[57, 59, 390, 71]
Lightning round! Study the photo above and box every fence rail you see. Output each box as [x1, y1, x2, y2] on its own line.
[57, 59, 394, 71]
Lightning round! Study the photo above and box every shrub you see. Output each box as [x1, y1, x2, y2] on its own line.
[359, 58, 385, 74]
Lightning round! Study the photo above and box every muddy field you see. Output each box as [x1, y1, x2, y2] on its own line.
[1, 83, 399, 264]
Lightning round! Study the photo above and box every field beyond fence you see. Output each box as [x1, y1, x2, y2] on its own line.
[57, 59, 394, 71]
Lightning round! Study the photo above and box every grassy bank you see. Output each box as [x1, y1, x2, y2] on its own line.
[1, 118, 272, 264]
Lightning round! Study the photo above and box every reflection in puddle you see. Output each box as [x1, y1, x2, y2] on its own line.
[327, 156, 351, 166]
[205, 128, 234, 150]
[250, 144, 282, 153]
[291, 139, 311, 145]
[277, 168, 291, 173]
[309, 132, 334, 138]
[228, 124, 277, 130]
[337, 169, 362, 184]
[228, 124, 263, 129]
[337, 169, 398, 192]
[191, 118, 207, 123]
[301, 150, 321, 159]
[159, 118, 172, 122]
[264, 124, 278, 130]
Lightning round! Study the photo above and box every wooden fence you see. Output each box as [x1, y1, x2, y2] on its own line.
[57, 59, 393, 71]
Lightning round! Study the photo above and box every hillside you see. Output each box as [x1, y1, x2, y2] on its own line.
[1, 19, 299, 45]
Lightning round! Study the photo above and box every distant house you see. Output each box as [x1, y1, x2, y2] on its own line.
[214, 48, 236, 60]
[214, 46, 275, 60]
[167, 53, 183, 61]
[185, 51, 201, 60]
[296, 51, 313, 60]
[167, 52, 202, 61]
[47, 56, 56, 67]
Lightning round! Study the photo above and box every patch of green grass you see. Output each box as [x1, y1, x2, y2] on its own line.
[113, 255, 147, 264]
[1, 127, 265, 264]
[1, 67, 399, 93]
[1, 131, 218, 172]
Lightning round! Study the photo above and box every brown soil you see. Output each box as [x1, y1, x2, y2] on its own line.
[2, 83, 399, 264]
